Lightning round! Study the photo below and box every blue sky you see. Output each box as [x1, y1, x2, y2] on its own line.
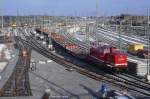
[0, 0, 150, 16]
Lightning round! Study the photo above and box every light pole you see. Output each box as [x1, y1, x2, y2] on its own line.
[86, 19, 90, 53]
[95, 0, 99, 46]
[118, 17, 122, 52]
[1, 11, 3, 35]
[147, 8, 150, 81]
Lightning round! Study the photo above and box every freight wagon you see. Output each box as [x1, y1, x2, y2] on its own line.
[51, 32, 88, 59]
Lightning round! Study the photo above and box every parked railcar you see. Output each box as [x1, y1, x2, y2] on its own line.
[128, 43, 148, 59]
[128, 43, 143, 55]
[137, 49, 148, 58]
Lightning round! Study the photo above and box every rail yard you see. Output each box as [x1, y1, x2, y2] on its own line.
[0, 13, 149, 99]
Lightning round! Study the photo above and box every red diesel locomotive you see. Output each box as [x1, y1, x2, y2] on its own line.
[89, 44, 127, 69]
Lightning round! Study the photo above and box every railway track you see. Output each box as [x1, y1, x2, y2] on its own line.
[17, 28, 150, 96]
[18, 36, 150, 96]
[0, 36, 12, 43]
[98, 27, 148, 45]
[0, 40, 32, 97]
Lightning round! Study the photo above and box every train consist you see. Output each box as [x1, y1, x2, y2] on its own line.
[50, 32, 128, 70]
[128, 43, 148, 59]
